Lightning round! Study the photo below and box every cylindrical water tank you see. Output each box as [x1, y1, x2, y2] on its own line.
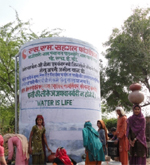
[19, 37, 101, 160]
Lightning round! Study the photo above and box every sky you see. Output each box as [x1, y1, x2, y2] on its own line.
[1, 0, 150, 117]
[1, 0, 150, 60]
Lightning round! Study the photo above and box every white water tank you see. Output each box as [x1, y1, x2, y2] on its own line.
[19, 37, 101, 159]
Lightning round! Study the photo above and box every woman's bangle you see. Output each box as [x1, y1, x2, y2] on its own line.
[134, 138, 137, 141]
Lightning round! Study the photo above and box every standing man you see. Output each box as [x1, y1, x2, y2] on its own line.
[115, 106, 128, 165]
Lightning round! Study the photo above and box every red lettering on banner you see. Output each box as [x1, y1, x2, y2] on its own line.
[28, 48, 34, 54]
[35, 85, 39, 90]
[22, 88, 25, 93]
[28, 47, 40, 54]
[33, 47, 40, 52]
[79, 46, 97, 58]
[39, 85, 42, 89]
[55, 45, 62, 50]
[90, 86, 97, 92]
[28, 44, 97, 57]
[47, 45, 53, 50]
[40, 46, 47, 51]
[61, 45, 69, 51]
[55, 45, 78, 51]
[52, 84, 63, 89]
[26, 87, 30, 92]
[63, 45, 78, 51]
[71, 46, 78, 51]
[46, 84, 51, 88]
[64, 83, 79, 89]
[84, 85, 90, 90]
[74, 84, 79, 88]
[80, 84, 84, 89]
[22, 83, 97, 93]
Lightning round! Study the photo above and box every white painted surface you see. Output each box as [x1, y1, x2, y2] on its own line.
[19, 37, 101, 158]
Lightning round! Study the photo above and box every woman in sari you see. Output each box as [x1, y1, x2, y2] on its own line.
[29, 114, 51, 165]
[82, 121, 105, 165]
[127, 104, 147, 165]
[53, 147, 73, 165]
[0, 135, 7, 165]
[115, 106, 128, 165]
[97, 120, 109, 155]
[3, 133, 29, 165]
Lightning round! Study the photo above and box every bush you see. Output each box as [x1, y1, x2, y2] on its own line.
[102, 118, 117, 131]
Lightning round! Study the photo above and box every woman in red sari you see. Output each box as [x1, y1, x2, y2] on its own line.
[115, 106, 128, 165]
[53, 147, 73, 165]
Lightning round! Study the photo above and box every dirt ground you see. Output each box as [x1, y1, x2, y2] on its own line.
[146, 157, 150, 164]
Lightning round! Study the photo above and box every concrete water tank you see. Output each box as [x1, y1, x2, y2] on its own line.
[19, 37, 101, 160]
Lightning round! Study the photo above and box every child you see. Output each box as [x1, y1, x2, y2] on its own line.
[3, 133, 29, 165]
[29, 114, 52, 165]
[110, 127, 119, 161]
[108, 131, 113, 140]
[110, 127, 117, 140]
[0, 135, 7, 165]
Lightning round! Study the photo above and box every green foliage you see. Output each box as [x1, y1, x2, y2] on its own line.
[0, 11, 62, 132]
[101, 7, 150, 111]
[101, 103, 110, 113]
[102, 118, 117, 131]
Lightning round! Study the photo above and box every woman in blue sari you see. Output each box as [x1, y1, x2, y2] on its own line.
[82, 121, 105, 165]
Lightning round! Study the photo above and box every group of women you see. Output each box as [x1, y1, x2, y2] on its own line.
[83, 104, 147, 165]
[0, 104, 147, 165]
[115, 105, 147, 165]
[0, 115, 74, 165]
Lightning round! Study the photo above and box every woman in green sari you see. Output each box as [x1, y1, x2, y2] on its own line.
[82, 121, 105, 165]
[29, 115, 52, 165]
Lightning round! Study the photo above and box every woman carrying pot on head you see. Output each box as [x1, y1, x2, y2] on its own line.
[115, 106, 128, 165]
[127, 104, 147, 165]
[97, 120, 108, 155]
[82, 121, 105, 165]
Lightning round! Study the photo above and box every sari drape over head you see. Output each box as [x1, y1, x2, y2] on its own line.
[127, 104, 147, 148]
[82, 121, 105, 162]
[115, 106, 128, 165]
[55, 147, 72, 165]
[97, 120, 109, 142]
[3, 133, 29, 159]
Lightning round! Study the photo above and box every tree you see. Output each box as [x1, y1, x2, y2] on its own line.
[0, 11, 63, 132]
[101, 8, 150, 111]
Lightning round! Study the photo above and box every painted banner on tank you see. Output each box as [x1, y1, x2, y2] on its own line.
[20, 43, 100, 110]
[19, 38, 101, 160]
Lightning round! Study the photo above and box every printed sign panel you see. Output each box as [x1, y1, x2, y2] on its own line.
[19, 37, 101, 158]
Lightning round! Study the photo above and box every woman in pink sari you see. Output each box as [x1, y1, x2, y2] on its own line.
[3, 134, 29, 165]
[0, 135, 7, 165]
